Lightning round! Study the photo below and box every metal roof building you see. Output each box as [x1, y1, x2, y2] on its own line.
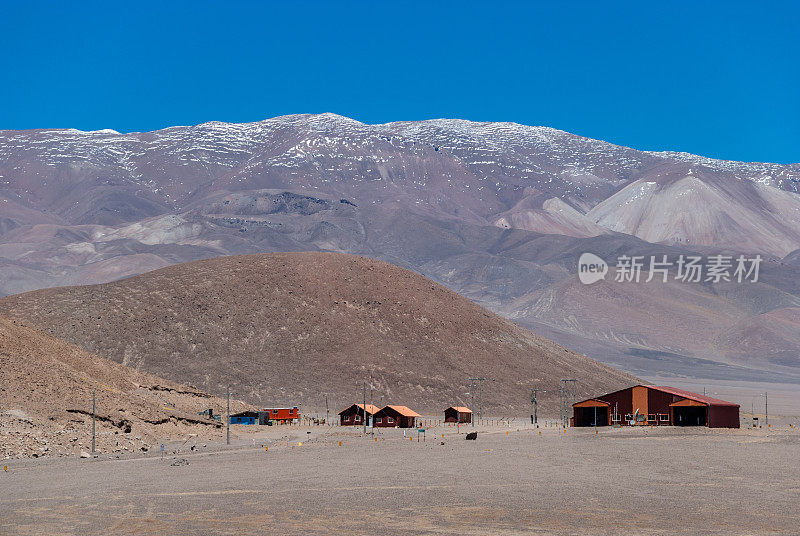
[572, 384, 740, 428]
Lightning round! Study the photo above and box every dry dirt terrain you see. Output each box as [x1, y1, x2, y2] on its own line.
[1, 422, 799, 535]
[0, 252, 637, 414]
[0, 314, 252, 459]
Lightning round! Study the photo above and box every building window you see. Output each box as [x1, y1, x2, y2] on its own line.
[387, 417, 394, 424]
[376, 418, 382, 424]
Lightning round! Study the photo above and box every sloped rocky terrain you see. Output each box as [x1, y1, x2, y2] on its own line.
[0, 314, 251, 459]
[0, 252, 637, 414]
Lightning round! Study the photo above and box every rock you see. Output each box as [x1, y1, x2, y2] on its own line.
[170, 458, 189, 466]
[80, 451, 92, 458]
[465, 432, 478, 440]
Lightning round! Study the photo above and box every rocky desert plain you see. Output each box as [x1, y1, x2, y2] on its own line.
[2, 116, 800, 535]
[2, 420, 800, 536]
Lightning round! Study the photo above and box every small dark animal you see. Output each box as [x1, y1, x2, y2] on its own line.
[465, 432, 477, 440]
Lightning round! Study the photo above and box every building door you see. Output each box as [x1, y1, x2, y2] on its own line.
[574, 407, 609, 427]
[673, 406, 707, 426]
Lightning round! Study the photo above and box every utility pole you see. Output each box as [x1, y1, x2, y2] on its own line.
[363, 381, 367, 434]
[226, 385, 230, 445]
[469, 377, 486, 425]
[325, 394, 329, 426]
[479, 380, 484, 424]
[560, 379, 577, 427]
[369, 385, 375, 435]
[530, 388, 544, 426]
[469, 379, 475, 427]
[91, 388, 96, 453]
[765, 391, 768, 426]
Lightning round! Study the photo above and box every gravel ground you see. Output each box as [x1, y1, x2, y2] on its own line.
[1, 422, 799, 535]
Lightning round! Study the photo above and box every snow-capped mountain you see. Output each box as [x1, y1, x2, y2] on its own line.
[2, 113, 800, 383]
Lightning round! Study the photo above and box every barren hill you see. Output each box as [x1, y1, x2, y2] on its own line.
[2, 115, 800, 384]
[0, 252, 636, 414]
[0, 314, 251, 459]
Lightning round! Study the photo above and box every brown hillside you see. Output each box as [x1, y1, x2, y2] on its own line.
[0, 252, 637, 414]
[0, 315, 251, 459]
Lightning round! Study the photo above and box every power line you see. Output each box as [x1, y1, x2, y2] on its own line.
[362, 381, 367, 434]
[469, 377, 486, 424]
[530, 388, 545, 426]
[560, 379, 577, 427]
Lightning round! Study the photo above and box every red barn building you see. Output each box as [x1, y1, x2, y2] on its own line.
[264, 407, 299, 424]
[572, 385, 739, 428]
[338, 403, 380, 426]
[444, 406, 472, 424]
[374, 405, 421, 428]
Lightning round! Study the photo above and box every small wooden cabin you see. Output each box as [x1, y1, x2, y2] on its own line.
[374, 405, 421, 428]
[338, 403, 380, 426]
[444, 406, 472, 424]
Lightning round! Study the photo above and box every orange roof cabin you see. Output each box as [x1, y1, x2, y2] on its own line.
[338, 404, 380, 426]
[444, 406, 472, 424]
[572, 385, 739, 428]
[264, 407, 299, 424]
[374, 405, 421, 428]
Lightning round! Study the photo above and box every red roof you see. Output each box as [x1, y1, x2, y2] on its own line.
[651, 386, 739, 407]
[573, 384, 739, 408]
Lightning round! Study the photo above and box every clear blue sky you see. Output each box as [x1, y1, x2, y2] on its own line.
[1, 1, 798, 163]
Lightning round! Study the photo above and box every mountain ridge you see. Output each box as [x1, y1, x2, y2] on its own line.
[2, 113, 800, 384]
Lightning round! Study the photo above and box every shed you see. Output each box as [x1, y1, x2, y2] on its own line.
[229, 411, 259, 425]
[374, 405, 421, 428]
[338, 403, 380, 426]
[572, 385, 739, 428]
[444, 406, 472, 424]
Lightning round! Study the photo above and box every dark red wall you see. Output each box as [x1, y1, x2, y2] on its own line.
[598, 387, 633, 418]
[339, 406, 370, 426]
[647, 389, 678, 416]
[708, 405, 740, 428]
